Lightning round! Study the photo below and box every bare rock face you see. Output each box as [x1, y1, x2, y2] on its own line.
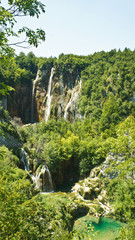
[33, 67, 82, 123]
[7, 66, 83, 123]
[31, 69, 49, 122]
[7, 83, 32, 123]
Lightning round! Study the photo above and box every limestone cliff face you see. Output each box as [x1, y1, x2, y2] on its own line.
[7, 83, 32, 123]
[31, 69, 50, 122]
[8, 66, 83, 123]
[33, 66, 82, 123]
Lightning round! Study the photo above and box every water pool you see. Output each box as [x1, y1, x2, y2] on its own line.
[73, 215, 125, 240]
[91, 217, 124, 240]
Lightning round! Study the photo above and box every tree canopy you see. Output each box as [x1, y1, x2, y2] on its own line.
[0, 0, 45, 96]
[0, 0, 45, 56]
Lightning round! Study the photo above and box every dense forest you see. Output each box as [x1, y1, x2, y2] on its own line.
[1, 48, 135, 124]
[0, 1, 135, 239]
[0, 49, 135, 239]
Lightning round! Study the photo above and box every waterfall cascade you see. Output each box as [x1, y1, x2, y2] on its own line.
[20, 148, 30, 172]
[79, 78, 82, 90]
[32, 165, 53, 192]
[31, 70, 40, 122]
[45, 67, 55, 122]
[64, 91, 73, 120]
[20, 148, 53, 192]
[64, 78, 82, 120]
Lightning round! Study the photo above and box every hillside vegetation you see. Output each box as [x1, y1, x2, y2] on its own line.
[0, 49, 135, 239]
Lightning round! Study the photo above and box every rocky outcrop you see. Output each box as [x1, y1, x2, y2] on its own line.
[72, 151, 135, 216]
[72, 154, 123, 216]
[72, 173, 104, 201]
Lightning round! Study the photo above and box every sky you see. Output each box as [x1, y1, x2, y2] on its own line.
[6, 0, 135, 58]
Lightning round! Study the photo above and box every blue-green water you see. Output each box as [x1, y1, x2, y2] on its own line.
[73, 215, 125, 240]
[90, 217, 124, 240]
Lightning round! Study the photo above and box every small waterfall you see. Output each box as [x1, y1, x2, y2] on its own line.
[45, 67, 55, 122]
[64, 92, 73, 120]
[20, 148, 53, 192]
[64, 77, 82, 121]
[20, 148, 30, 172]
[33, 165, 53, 192]
[79, 78, 82, 90]
[31, 70, 40, 123]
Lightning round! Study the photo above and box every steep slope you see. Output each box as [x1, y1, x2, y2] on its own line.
[6, 49, 135, 125]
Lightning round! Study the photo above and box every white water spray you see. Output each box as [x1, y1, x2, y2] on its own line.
[31, 70, 40, 122]
[64, 92, 73, 120]
[79, 78, 82, 90]
[20, 148, 53, 192]
[33, 165, 53, 192]
[20, 148, 30, 172]
[45, 67, 55, 122]
[64, 77, 82, 120]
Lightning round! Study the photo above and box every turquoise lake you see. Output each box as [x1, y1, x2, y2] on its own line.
[73, 215, 125, 240]
[90, 217, 125, 240]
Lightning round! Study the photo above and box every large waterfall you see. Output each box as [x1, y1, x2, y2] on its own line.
[31, 70, 40, 123]
[20, 148, 53, 192]
[45, 67, 55, 122]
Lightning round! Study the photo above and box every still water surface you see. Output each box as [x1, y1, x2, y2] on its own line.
[74, 215, 125, 240]
[91, 217, 124, 240]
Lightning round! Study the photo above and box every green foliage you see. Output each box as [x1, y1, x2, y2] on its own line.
[0, 0, 45, 54]
[0, 107, 21, 140]
[107, 178, 135, 221]
[0, 83, 14, 96]
[0, 0, 45, 97]
[0, 146, 73, 239]
[72, 215, 96, 240]
[1, 49, 135, 238]
[99, 95, 122, 131]
[0, 146, 24, 180]
[79, 49, 135, 129]
[18, 115, 135, 239]
[15, 51, 38, 85]
[104, 115, 135, 240]
[38, 56, 56, 70]
[0, 57, 17, 97]
[116, 221, 135, 240]
[0, 145, 49, 239]
[56, 54, 89, 73]
[0, 177, 51, 240]
[20, 117, 118, 183]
